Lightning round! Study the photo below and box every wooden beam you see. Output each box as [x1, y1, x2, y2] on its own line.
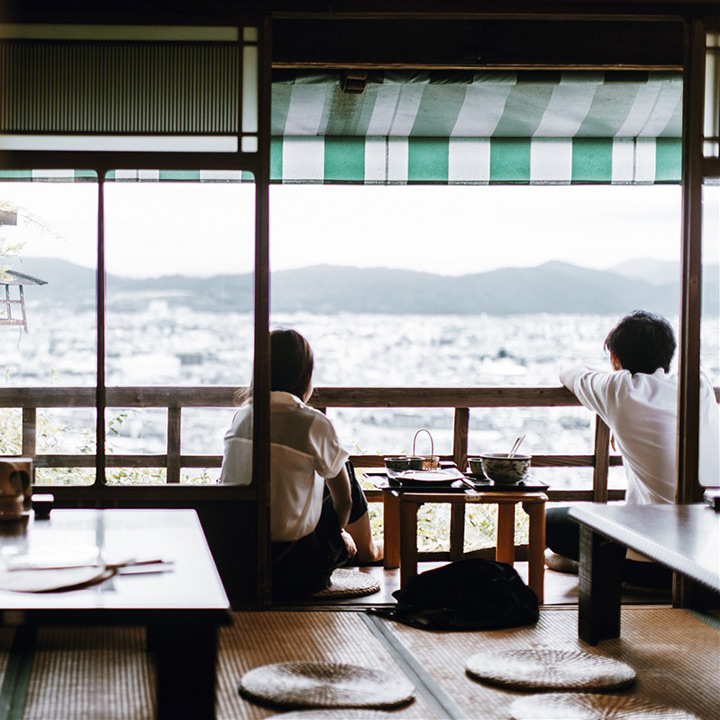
[676, 18, 706, 505]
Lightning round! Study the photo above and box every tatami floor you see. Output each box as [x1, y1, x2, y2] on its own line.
[287, 561, 672, 608]
[0, 563, 712, 720]
[0, 604, 716, 719]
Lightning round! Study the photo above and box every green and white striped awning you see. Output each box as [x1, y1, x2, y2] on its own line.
[272, 70, 683, 185]
[0, 70, 683, 185]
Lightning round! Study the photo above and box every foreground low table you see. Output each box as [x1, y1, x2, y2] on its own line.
[0, 509, 232, 719]
[383, 489, 547, 603]
[570, 503, 720, 645]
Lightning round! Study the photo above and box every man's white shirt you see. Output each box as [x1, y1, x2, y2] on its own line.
[560, 365, 719, 505]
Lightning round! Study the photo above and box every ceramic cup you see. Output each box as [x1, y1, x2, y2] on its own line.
[0, 460, 28, 520]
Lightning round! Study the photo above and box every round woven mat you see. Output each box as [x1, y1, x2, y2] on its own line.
[239, 662, 415, 709]
[270, 710, 396, 719]
[312, 569, 381, 599]
[510, 693, 700, 719]
[466, 649, 636, 691]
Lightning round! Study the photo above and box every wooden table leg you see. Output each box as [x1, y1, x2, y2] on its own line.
[383, 491, 400, 570]
[578, 525, 624, 645]
[523, 499, 545, 604]
[399, 498, 420, 590]
[151, 616, 218, 719]
[450, 503, 465, 561]
[496, 502, 516, 565]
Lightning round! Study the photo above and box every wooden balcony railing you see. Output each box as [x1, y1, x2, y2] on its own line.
[311, 387, 625, 503]
[0, 384, 638, 502]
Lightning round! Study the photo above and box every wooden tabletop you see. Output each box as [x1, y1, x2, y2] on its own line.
[0, 509, 230, 616]
[397, 490, 548, 503]
[570, 503, 719, 591]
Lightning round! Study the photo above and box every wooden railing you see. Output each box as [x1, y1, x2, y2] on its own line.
[0, 384, 633, 502]
[311, 387, 625, 503]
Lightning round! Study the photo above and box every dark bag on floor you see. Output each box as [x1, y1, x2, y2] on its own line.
[372, 558, 539, 631]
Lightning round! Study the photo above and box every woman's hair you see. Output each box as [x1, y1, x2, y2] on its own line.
[270, 328, 315, 399]
[604, 310, 676, 374]
[233, 328, 315, 405]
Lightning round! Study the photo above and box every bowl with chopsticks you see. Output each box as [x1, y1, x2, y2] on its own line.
[473, 453, 532, 484]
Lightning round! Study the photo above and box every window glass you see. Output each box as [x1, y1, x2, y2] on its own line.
[0, 176, 98, 486]
[270, 184, 682, 491]
[104, 175, 255, 484]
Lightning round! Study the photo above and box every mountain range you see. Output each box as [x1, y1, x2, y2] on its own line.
[4, 256, 719, 316]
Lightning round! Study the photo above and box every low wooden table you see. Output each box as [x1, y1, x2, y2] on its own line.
[570, 503, 720, 645]
[0, 509, 232, 719]
[382, 488, 547, 603]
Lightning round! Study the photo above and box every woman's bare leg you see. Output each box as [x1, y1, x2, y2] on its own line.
[345, 511, 383, 563]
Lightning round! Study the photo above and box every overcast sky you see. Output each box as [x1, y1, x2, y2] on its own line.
[1, 182, 718, 278]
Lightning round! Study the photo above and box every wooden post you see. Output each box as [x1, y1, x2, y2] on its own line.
[166, 406, 181, 484]
[19, 285, 27, 332]
[450, 408, 469, 560]
[452, 407, 469, 472]
[676, 18, 706, 507]
[674, 18, 708, 609]
[254, 17, 273, 608]
[592, 415, 610, 503]
[22, 407, 36, 457]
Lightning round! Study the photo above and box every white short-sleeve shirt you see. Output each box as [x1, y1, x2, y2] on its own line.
[220, 391, 349, 542]
[560, 365, 720, 504]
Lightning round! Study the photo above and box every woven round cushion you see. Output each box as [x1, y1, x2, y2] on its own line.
[510, 693, 700, 719]
[270, 711, 396, 719]
[312, 569, 381, 599]
[239, 662, 415, 709]
[466, 649, 636, 691]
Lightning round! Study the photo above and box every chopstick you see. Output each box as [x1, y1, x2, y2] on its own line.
[508, 434, 526, 458]
[6, 558, 172, 572]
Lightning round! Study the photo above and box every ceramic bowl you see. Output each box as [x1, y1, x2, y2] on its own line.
[477, 453, 531, 483]
[384, 456, 410, 473]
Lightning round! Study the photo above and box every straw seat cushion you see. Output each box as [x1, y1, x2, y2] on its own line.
[270, 711, 397, 719]
[312, 569, 381, 599]
[239, 662, 415, 709]
[466, 649, 636, 690]
[510, 693, 700, 719]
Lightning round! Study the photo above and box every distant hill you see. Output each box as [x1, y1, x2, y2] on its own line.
[4, 256, 718, 316]
[610, 258, 720, 286]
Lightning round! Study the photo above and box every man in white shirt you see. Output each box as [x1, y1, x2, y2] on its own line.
[547, 310, 720, 587]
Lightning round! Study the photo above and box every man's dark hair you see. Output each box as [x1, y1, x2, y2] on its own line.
[270, 328, 314, 400]
[604, 311, 676, 374]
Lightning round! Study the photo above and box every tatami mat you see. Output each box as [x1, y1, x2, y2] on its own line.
[386, 606, 719, 720]
[23, 627, 154, 720]
[218, 611, 437, 719]
[1, 607, 716, 719]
